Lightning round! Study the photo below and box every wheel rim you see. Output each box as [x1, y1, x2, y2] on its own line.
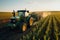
[22, 23, 27, 32]
[29, 17, 34, 26]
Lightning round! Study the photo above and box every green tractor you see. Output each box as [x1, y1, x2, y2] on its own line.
[7, 10, 34, 32]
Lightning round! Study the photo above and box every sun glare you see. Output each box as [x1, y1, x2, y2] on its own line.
[43, 12, 51, 18]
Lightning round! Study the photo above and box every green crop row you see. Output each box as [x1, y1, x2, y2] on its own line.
[53, 16, 59, 40]
[44, 16, 52, 40]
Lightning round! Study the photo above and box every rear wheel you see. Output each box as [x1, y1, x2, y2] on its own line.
[29, 17, 34, 26]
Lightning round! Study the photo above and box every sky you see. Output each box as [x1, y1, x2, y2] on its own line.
[0, 0, 60, 12]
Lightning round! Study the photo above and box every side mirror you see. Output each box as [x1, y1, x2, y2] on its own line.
[27, 11, 29, 13]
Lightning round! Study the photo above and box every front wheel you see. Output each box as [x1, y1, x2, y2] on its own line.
[22, 23, 27, 32]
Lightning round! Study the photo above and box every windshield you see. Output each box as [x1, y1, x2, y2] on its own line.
[18, 12, 24, 16]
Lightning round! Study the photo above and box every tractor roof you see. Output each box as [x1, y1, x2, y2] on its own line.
[17, 10, 29, 12]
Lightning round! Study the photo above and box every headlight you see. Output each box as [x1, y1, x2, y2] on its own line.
[13, 24, 16, 27]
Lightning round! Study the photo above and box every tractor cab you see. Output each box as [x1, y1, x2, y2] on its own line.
[10, 10, 29, 23]
[17, 10, 29, 17]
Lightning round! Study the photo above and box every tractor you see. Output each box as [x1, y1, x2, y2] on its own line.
[7, 10, 35, 32]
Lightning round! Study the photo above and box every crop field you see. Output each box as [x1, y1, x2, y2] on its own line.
[0, 12, 18, 28]
[0, 11, 60, 40]
[19, 12, 60, 40]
